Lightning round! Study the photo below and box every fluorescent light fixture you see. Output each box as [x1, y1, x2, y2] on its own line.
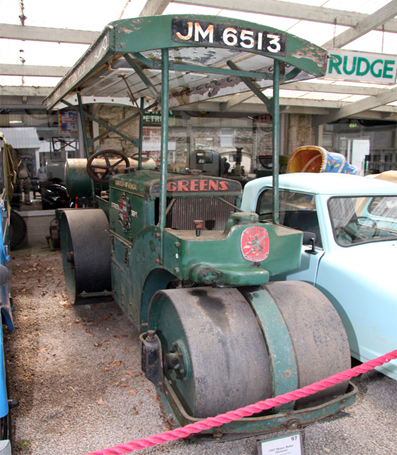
[9, 115, 23, 124]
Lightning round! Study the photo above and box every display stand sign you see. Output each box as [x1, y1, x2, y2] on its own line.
[258, 433, 303, 455]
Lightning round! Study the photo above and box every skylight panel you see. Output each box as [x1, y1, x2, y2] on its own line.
[287, 21, 348, 46]
[219, 10, 299, 30]
[163, 3, 222, 16]
[1, 0, 20, 25]
[323, 0, 392, 15]
[18, 0, 126, 31]
[343, 31, 397, 54]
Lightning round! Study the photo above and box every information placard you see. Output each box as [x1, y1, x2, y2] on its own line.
[258, 433, 303, 455]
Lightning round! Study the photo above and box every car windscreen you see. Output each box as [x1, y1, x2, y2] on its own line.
[256, 189, 322, 247]
[328, 196, 397, 246]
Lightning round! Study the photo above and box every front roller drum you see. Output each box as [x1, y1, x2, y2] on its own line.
[60, 209, 112, 304]
[147, 282, 354, 431]
[149, 287, 272, 418]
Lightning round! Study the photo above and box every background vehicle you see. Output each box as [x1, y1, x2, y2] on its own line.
[46, 15, 356, 436]
[39, 179, 71, 211]
[0, 133, 19, 453]
[242, 172, 397, 380]
[369, 170, 397, 183]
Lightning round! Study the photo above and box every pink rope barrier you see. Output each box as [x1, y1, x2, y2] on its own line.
[83, 349, 397, 455]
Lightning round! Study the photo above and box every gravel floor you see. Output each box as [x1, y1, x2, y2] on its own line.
[5, 247, 397, 455]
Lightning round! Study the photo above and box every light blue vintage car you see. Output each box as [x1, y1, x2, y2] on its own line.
[241, 173, 397, 381]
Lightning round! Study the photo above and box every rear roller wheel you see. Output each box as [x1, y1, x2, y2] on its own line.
[60, 209, 112, 305]
[9, 210, 26, 250]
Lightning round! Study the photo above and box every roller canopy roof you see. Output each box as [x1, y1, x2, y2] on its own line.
[45, 15, 328, 110]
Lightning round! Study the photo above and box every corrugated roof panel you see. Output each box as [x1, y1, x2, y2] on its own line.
[0, 127, 41, 149]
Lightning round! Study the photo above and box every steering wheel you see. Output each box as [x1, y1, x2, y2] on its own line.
[337, 217, 379, 242]
[87, 150, 130, 184]
[356, 216, 379, 238]
[131, 152, 151, 162]
[336, 224, 359, 242]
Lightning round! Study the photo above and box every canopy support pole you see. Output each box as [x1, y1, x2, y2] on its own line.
[77, 93, 96, 204]
[77, 94, 91, 161]
[158, 48, 169, 265]
[272, 60, 280, 224]
[138, 97, 144, 170]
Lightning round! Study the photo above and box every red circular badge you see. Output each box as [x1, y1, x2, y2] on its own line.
[241, 226, 269, 262]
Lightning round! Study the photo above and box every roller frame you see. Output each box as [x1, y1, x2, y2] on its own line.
[147, 283, 356, 437]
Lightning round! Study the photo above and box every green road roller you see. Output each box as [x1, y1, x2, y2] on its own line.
[45, 15, 356, 437]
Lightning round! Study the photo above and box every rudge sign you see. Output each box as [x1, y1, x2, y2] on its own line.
[171, 18, 286, 57]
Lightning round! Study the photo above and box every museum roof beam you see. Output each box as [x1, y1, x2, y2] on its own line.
[0, 86, 51, 97]
[313, 85, 397, 126]
[282, 82, 388, 97]
[181, 0, 397, 117]
[2, 1, 397, 119]
[140, 0, 397, 33]
[321, 0, 397, 49]
[0, 23, 98, 44]
[0, 64, 67, 78]
[172, 96, 397, 117]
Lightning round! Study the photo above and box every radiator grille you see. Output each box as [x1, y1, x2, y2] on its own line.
[166, 196, 237, 231]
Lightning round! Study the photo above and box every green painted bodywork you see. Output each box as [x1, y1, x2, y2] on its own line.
[107, 169, 302, 329]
